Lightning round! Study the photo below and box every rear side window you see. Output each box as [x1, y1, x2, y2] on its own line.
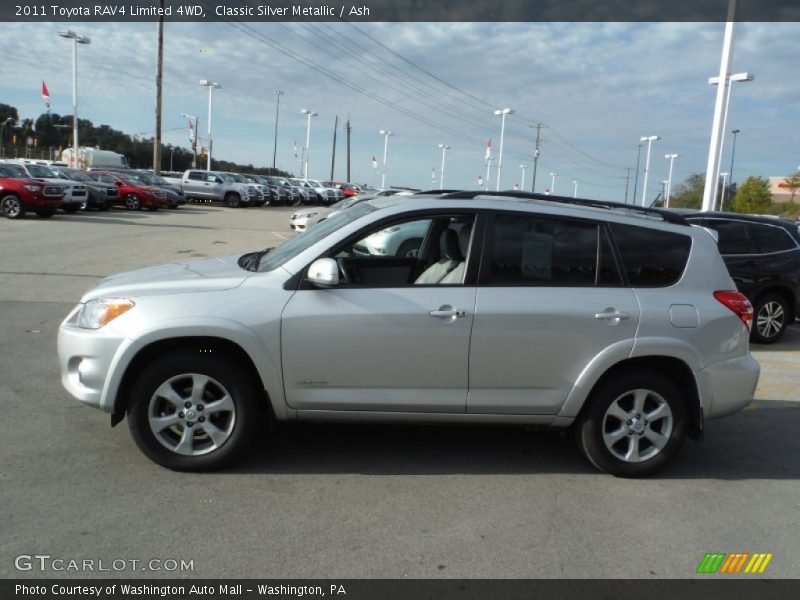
[486, 215, 620, 286]
[610, 223, 691, 286]
[187, 171, 205, 181]
[700, 219, 755, 254]
[750, 223, 796, 253]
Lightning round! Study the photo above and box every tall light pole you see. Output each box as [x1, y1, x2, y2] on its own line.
[272, 90, 284, 170]
[519, 164, 528, 191]
[58, 30, 91, 169]
[181, 112, 198, 169]
[438, 144, 450, 190]
[379, 129, 393, 189]
[549, 172, 558, 195]
[639, 135, 660, 206]
[573, 180, 578, 198]
[664, 153, 680, 208]
[494, 108, 513, 191]
[707, 72, 754, 209]
[199, 80, 221, 171]
[719, 172, 730, 211]
[702, 0, 740, 212]
[301, 108, 318, 179]
[728, 128, 741, 186]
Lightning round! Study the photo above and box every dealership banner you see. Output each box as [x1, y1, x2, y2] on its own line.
[4, 579, 800, 600]
[2, 0, 800, 22]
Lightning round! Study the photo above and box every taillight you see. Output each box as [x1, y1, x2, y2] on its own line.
[714, 291, 753, 332]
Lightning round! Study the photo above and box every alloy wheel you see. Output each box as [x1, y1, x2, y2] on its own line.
[756, 301, 785, 340]
[601, 388, 673, 463]
[2, 196, 22, 218]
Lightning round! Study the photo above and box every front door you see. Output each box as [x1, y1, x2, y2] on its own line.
[281, 213, 478, 412]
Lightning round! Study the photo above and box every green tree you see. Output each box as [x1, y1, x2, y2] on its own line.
[783, 172, 800, 203]
[731, 176, 772, 214]
[668, 173, 704, 209]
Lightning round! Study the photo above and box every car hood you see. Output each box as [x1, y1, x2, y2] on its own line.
[82, 254, 250, 301]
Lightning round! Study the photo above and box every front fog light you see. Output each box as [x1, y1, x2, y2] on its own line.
[77, 298, 135, 329]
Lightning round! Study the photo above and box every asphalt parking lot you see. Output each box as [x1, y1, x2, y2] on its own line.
[2, 205, 799, 579]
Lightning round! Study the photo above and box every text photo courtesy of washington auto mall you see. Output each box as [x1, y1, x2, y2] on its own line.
[2, 1, 800, 599]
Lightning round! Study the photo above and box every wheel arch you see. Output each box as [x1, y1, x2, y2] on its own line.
[753, 285, 797, 323]
[111, 335, 278, 427]
[572, 356, 703, 442]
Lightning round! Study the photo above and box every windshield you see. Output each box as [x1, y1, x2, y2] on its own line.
[256, 202, 377, 272]
[60, 169, 91, 182]
[121, 174, 146, 185]
[0, 165, 24, 177]
[26, 164, 58, 178]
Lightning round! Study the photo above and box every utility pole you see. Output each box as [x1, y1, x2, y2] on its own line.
[346, 117, 351, 182]
[330, 114, 338, 181]
[153, 1, 164, 174]
[530, 123, 543, 193]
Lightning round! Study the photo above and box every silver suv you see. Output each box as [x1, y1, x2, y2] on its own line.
[57, 192, 760, 476]
[181, 169, 256, 208]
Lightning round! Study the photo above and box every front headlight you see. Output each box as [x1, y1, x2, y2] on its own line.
[77, 298, 135, 329]
[24, 184, 41, 192]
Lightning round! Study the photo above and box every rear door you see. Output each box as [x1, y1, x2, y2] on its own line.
[468, 212, 640, 414]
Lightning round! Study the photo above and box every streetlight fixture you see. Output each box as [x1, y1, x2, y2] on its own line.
[58, 29, 91, 168]
[519, 164, 528, 191]
[703, 71, 754, 211]
[300, 108, 319, 179]
[199, 79, 221, 170]
[181, 112, 199, 168]
[438, 144, 450, 190]
[272, 90, 284, 170]
[549, 172, 558, 195]
[494, 108, 513, 191]
[639, 135, 661, 206]
[379, 129, 393, 189]
[664, 153, 680, 208]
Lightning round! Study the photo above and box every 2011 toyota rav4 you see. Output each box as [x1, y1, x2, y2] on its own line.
[57, 192, 760, 477]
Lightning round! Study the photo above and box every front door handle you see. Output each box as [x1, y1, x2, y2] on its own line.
[595, 309, 630, 320]
[429, 305, 467, 319]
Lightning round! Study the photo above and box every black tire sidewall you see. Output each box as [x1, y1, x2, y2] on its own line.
[577, 369, 687, 477]
[751, 292, 788, 344]
[2, 195, 24, 219]
[127, 352, 260, 471]
[125, 194, 141, 210]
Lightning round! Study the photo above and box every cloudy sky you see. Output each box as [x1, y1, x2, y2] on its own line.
[1, 19, 799, 201]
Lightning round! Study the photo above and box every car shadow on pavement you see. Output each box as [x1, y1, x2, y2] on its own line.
[229, 399, 800, 480]
[56, 213, 219, 230]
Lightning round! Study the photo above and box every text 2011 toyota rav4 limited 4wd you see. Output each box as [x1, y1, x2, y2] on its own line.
[58, 192, 760, 477]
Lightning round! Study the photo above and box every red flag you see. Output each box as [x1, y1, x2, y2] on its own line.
[41, 81, 51, 108]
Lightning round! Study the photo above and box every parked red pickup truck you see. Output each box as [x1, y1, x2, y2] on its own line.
[0, 164, 65, 219]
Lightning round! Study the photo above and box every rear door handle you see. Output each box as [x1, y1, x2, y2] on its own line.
[595, 309, 630, 320]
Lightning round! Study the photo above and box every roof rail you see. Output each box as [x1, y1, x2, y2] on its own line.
[439, 190, 689, 226]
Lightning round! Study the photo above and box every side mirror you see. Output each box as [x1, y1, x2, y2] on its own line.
[307, 258, 339, 287]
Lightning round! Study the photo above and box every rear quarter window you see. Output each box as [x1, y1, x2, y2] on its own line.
[610, 223, 691, 287]
[750, 223, 796, 253]
[697, 219, 755, 254]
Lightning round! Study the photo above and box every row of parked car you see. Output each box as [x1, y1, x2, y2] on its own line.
[0, 159, 373, 218]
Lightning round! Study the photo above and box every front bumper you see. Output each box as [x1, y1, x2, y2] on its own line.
[699, 354, 760, 419]
[58, 308, 127, 412]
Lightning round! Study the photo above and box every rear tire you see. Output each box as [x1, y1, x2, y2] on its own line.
[575, 368, 687, 477]
[751, 292, 790, 344]
[1, 194, 25, 219]
[127, 351, 261, 471]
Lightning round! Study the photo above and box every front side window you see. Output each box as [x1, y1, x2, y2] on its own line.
[611, 223, 691, 286]
[486, 214, 617, 286]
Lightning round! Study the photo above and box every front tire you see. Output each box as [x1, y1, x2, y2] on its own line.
[127, 351, 261, 471]
[1, 194, 25, 219]
[225, 193, 241, 208]
[125, 194, 142, 210]
[751, 292, 790, 344]
[575, 368, 687, 477]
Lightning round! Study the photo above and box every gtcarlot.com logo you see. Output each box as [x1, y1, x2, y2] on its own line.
[696, 552, 773, 574]
[14, 554, 194, 573]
